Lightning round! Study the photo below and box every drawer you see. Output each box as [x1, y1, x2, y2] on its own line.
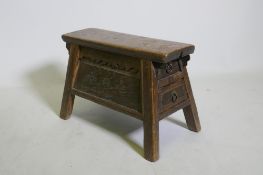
[153, 55, 190, 79]
[158, 82, 188, 114]
[157, 72, 184, 88]
[154, 60, 181, 79]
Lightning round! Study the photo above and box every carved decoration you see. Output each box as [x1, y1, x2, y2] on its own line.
[82, 56, 139, 75]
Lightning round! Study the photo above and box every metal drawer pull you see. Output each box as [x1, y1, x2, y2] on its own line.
[171, 91, 177, 102]
[166, 63, 173, 73]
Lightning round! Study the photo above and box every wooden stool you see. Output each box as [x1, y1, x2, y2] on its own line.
[60, 28, 201, 162]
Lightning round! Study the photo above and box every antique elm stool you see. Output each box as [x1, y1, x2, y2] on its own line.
[60, 28, 201, 162]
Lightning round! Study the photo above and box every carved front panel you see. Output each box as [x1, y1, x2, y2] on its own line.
[74, 47, 141, 112]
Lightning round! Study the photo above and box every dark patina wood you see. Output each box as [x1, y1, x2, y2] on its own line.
[141, 60, 159, 161]
[60, 44, 80, 119]
[60, 28, 201, 162]
[62, 28, 195, 63]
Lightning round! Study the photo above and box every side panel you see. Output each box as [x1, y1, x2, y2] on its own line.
[74, 47, 142, 114]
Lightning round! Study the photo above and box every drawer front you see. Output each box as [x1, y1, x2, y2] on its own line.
[153, 55, 190, 79]
[154, 60, 181, 79]
[74, 47, 142, 112]
[158, 82, 188, 113]
[158, 72, 184, 88]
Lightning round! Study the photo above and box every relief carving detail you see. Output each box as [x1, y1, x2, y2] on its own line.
[82, 56, 139, 75]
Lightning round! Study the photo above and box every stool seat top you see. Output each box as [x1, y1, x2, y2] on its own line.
[62, 28, 195, 63]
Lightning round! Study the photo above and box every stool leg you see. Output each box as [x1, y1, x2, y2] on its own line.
[143, 118, 159, 161]
[141, 60, 159, 161]
[60, 44, 80, 120]
[182, 67, 201, 132]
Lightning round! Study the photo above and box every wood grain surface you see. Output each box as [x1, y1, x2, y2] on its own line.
[62, 28, 195, 63]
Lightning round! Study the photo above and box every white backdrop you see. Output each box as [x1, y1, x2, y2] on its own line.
[1, 0, 263, 87]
